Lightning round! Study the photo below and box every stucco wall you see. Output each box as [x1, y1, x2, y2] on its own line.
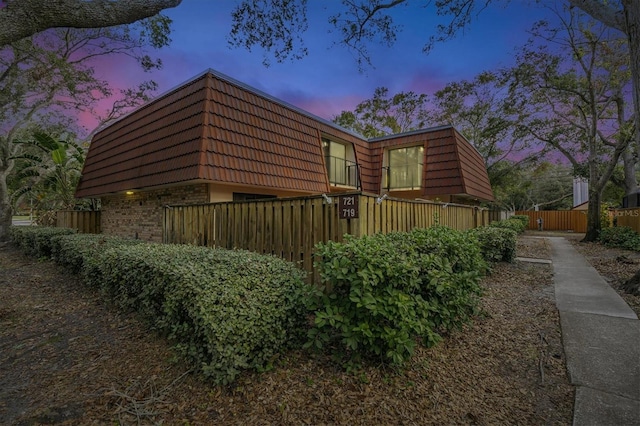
[100, 184, 209, 242]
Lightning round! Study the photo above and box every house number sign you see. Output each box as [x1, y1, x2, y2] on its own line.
[339, 195, 359, 219]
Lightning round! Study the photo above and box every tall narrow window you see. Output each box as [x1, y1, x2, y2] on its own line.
[323, 138, 359, 188]
[387, 146, 424, 190]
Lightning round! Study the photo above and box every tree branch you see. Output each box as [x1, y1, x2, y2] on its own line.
[0, 0, 181, 46]
[567, 0, 626, 34]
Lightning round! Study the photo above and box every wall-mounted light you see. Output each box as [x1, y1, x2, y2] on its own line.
[125, 191, 134, 195]
[376, 193, 388, 204]
[321, 193, 333, 204]
[441, 203, 450, 209]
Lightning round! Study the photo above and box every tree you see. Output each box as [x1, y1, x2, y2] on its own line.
[333, 87, 431, 138]
[508, 7, 633, 241]
[230, 0, 511, 69]
[229, 0, 639, 178]
[494, 162, 574, 211]
[0, 22, 170, 240]
[10, 131, 86, 225]
[430, 71, 546, 191]
[0, 0, 181, 46]
[566, 0, 640, 195]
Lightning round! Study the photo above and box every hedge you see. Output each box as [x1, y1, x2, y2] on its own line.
[9, 226, 76, 258]
[490, 216, 527, 234]
[467, 226, 518, 263]
[50, 233, 146, 282]
[307, 225, 486, 366]
[10, 227, 312, 385]
[94, 244, 311, 384]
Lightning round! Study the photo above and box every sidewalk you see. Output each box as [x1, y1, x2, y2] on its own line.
[549, 237, 640, 426]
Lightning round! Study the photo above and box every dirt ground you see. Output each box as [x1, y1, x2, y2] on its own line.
[0, 235, 607, 425]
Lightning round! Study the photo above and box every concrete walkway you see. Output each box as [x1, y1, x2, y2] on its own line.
[549, 237, 640, 426]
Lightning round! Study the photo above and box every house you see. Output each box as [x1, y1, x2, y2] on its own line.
[75, 69, 493, 241]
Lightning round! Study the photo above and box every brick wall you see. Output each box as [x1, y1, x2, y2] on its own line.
[100, 184, 209, 242]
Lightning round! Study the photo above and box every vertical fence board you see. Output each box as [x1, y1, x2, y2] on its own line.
[56, 211, 100, 234]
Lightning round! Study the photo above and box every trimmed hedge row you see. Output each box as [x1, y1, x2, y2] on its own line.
[95, 244, 311, 384]
[50, 233, 146, 281]
[9, 226, 76, 258]
[307, 225, 487, 365]
[9, 227, 311, 385]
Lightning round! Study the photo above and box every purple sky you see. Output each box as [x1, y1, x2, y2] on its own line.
[86, 1, 557, 132]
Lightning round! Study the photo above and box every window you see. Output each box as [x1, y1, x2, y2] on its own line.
[386, 146, 424, 190]
[323, 138, 359, 188]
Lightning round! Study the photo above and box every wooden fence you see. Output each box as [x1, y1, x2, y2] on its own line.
[611, 208, 640, 233]
[164, 192, 489, 280]
[56, 210, 101, 234]
[514, 210, 587, 233]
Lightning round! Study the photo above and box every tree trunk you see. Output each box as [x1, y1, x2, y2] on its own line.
[0, 168, 13, 242]
[624, 0, 640, 170]
[621, 268, 640, 295]
[583, 189, 602, 242]
[622, 144, 638, 195]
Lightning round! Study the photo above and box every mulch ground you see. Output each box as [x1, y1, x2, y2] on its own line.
[1, 237, 576, 425]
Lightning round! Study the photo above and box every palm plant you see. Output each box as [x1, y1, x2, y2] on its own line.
[10, 131, 86, 224]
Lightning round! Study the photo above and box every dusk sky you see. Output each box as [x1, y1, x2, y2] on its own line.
[90, 1, 559, 131]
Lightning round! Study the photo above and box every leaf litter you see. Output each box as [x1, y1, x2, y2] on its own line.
[0, 237, 576, 425]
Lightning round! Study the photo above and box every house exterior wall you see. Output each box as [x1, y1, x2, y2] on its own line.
[100, 183, 209, 242]
[77, 70, 494, 207]
[208, 182, 312, 202]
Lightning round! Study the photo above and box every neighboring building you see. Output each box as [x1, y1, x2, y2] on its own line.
[75, 69, 493, 241]
[573, 177, 588, 208]
[572, 201, 588, 211]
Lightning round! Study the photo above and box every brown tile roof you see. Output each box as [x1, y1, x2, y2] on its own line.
[370, 126, 494, 202]
[75, 69, 492, 202]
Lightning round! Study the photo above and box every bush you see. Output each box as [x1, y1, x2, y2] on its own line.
[50, 233, 146, 281]
[511, 215, 530, 229]
[9, 226, 76, 257]
[599, 226, 640, 251]
[308, 226, 486, 366]
[468, 226, 518, 263]
[490, 217, 527, 234]
[95, 244, 312, 384]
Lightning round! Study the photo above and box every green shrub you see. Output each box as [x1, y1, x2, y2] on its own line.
[511, 215, 530, 229]
[95, 244, 311, 384]
[468, 226, 518, 263]
[50, 233, 146, 281]
[9, 226, 76, 257]
[308, 226, 486, 366]
[490, 217, 527, 234]
[599, 226, 640, 251]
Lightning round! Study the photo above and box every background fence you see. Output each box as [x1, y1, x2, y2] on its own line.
[56, 210, 101, 234]
[514, 210, 588, 233]
[164, 192, 488, 280]
[611, 208, 640, 232]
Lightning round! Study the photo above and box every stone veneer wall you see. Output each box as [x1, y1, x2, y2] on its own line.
[100, 183, 209, 242]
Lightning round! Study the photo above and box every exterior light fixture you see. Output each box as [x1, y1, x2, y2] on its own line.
[126, 191, 134, 195]
[321, 193, 333, 204]
[376, 194, 388, 204]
